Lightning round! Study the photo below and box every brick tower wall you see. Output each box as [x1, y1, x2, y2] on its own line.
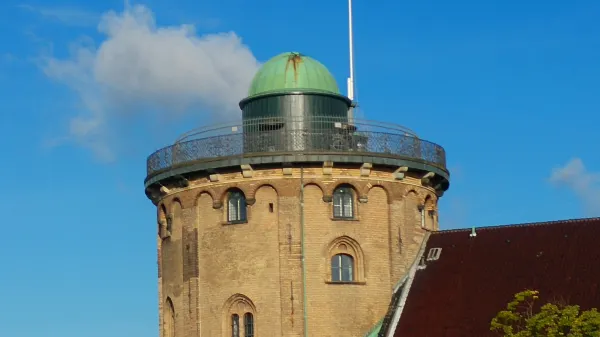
[155, 164, 439, 337]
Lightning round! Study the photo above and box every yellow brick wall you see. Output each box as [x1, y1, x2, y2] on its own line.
[155, 165, 439, 337]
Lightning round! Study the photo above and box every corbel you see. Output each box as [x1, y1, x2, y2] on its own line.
[360, 163, 372, 177]
[241, 164, 254, 178]
[393, 166, 408, 180]
[282, 162, 293, 176]
[323, 161, 334, 176]
[421, 172, 435, 186]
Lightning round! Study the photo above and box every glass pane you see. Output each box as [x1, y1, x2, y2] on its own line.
[333, 205, 342, 217]
[341, 255, 354, 281]
[333, 194, 342, 217]
[341, 254, 353, 268]
[232, 314, 240, 337]
[244, 313, 254, 337]
[331, 255, 341, 269]
[331, 266, 341, 282]
[331, 255, 341, 282]
[341, 266, 353, 281]
[239, 198, 247, 221]
[229, 197, 238, 221]
[343, 194, 353, 217]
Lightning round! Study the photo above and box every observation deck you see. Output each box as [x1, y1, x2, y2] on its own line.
[144, 115, 449, 190]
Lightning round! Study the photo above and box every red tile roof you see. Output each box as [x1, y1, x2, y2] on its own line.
[393, 217, 600, 337]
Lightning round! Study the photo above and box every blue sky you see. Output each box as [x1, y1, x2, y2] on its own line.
[1, 0, 599, 336]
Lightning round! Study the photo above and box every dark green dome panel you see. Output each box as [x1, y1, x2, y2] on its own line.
[242, 93, 349, 120]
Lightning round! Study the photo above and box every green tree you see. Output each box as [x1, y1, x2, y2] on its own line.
[490, 290, 600, 337]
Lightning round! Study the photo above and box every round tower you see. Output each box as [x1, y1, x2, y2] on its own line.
[144, 52, 449, 337]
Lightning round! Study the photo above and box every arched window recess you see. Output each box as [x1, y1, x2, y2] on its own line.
[227, 189, 248, 223]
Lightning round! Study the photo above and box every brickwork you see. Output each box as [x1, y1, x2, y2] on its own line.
[155, 164, 439, 337]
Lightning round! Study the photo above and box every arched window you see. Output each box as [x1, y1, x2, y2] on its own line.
[244, 313, 254, 337]
[333, 186, 354, 218]
[228, 190, 247, 223]
[166, 214, 173, 234]
[164, 297, 175, 337]
[331, 253, 354, 282]
[224, 294, 256, 337]
[231, 314, 240, 337]
[424, 195, 436, 229]
[159, 204, 168, 238]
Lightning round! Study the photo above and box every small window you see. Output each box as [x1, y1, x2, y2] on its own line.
[333, 186, 354, 218]
[331, 254, 354, 282]
[232, 314, 240, 337]
[228, 190, 247, 223]
[427, 248, 442, 261]
[244, 313, 254, 337]
[166, 215, 173, 233]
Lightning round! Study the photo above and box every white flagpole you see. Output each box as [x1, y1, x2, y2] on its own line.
[347, 0, 356, 122]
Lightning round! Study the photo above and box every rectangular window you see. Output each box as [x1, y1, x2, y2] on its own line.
[244, 313, 254, 337]
[232, 314, 239, 337]
[228, 191, 247, 223]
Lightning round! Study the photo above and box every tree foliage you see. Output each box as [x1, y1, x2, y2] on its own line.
[490, 290, 600, 337]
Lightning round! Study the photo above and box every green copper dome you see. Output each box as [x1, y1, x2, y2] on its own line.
[247, 52, 340, 98]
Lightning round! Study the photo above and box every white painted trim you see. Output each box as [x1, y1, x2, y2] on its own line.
[386, 232, 431, 337]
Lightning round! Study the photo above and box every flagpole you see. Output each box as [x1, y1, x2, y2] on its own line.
[347, 0, 355, 122]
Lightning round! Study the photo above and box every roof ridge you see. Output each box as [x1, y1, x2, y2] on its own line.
[436, 216, 600, 234]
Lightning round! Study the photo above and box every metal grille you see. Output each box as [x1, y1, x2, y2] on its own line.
[147, 116, 447, 176]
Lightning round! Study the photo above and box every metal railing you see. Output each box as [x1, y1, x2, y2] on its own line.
[146, 116, 446, 177]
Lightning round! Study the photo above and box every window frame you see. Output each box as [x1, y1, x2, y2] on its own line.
[227, 190, 248, 224]
[330, 253, 355, 282]
[243, 313, 254, 337]
[332, 186, 355, 219]
[231, 314, 240, 337]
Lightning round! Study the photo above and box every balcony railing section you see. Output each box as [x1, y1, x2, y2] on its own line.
[146, 116, 446, 177]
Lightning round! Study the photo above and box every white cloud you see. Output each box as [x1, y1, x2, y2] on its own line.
[39, 4, 260, 161]
[549, 158, 600, 216]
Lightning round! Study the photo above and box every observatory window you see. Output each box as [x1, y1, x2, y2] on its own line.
[227, 190, 247, 223]
[231, 314, 240, 337]
[333, 187, 354, 219]
[331, 253, 354, 282]
[244, 313, 254, 337]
